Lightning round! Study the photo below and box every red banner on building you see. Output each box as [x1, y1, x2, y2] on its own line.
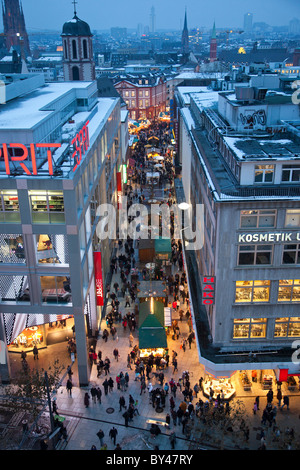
[94, 252, 104, 306]
[116, 171, 122, 209]
[201, 276, 215, 305]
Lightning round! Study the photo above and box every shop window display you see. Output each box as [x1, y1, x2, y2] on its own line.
[0, 191, 21, 223]
[235, 280, 270, 303]
[29, 191, 65, 224]
[275, 317, 300, 337]
[35, 234, 69, 266]
[278, 279, 300, 302]
[40, 275, 71, 303]
[233, 318, 267, 339]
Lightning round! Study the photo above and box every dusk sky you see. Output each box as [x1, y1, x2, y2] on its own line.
[2, 0, 299, 32]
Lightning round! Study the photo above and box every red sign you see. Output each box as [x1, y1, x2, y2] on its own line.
[1, 121, 89, 176]
[94, 252, 104, 307]
[2, 142, 61, 176]
[201, 276, 215, 305]
[116, 171, 122, 209]
[71, 120, 90, 172]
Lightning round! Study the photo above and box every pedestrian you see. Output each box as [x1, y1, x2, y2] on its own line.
[119, 395, 126, 411]
[169, 431, 176, 449]
[66, 379, 73, 397]
[90, 386, 97, 403]
[281, 395, 290, 410]
[253, 402, 258, 414]
[277, 389, 282, 407]
[166, 413, 171, 428]
[113, 348, 119, 361]
[108, 377, 114, 392]
[123, 410, 129, 427]
[255, 396, 260, 410]
[84, 392, 90, 408]
[96, 387, 102, 403]
[109, 427, 118, 446]
[97, 429, 105, 446]
[103, 378, 109, 395]
[33, 345, 39, 360]
[129, 333, 133, 347]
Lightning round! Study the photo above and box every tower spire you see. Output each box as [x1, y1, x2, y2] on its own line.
[72, 0, 78, 16]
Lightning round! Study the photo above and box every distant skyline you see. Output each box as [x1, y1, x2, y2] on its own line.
[1, 0, 299, 32]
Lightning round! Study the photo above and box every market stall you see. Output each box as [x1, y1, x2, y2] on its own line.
[137, 280, 167, 303]
[138, 300, 168, 360]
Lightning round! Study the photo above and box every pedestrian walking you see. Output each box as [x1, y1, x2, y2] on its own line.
[96, 387, 102, 403]
[66, 379, 73, 397]
[113, 348, 119, 361]
[109, 427, 118, 446]
[33, 345, 39, 360]
[277, 389, 282, 407]
[97, 429, 105, 446]
[129, 333, 133, 347]
[169, 431, 176, 449]
[281, 395, 290, 410]
[84, 392, 90, 408]
[91, 386, 97, 403]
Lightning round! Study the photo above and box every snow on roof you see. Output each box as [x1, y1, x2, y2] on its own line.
[180, 108, 195, 131]
[223, 136, 300, 161]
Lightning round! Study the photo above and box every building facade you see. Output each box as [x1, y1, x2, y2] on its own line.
[177, 76, 300, 380]
[0, 74, 127, 385]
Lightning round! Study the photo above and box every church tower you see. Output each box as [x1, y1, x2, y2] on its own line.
[210, 21, 217, 62]
[61, 2, 95, 81]
[2, 0, 31, 57]
[181, 9, 189, 54]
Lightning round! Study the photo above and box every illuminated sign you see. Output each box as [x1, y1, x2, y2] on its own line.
[71, 120, 90, 172]
[2, 142, 61, 176]
[201, 276, 215, 305]
[94, 251, 104, 307]
[238, 232, 300, 243]
[1, 121, 90, 176]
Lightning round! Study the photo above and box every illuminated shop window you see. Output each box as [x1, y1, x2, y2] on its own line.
[278, 279, 300, 302]
[233, 318, 267, 339]
[40, 275, 71, 304]
[238, 244, 273, 265]
[282, 244, 300, 264]
[285, 209, 300, 228]
[0, 191, 21, 223]
[35, 234, 69, 266]
[29, 191, 65, 224]
[274, 317, 300, 337]
[240, 209, 276, 228]
[235, 280, 270, 303]
[254, 165, 274, 183]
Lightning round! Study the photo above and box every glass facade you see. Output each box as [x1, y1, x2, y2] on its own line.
[235, 280, 270, 303]
[29, 191, 65, 223]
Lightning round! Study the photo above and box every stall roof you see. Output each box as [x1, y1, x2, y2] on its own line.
[137, 281, 167, 299]
[155, 237, 172, 254]
[139, 327, 168, 349]
[138, 300, 165, 327]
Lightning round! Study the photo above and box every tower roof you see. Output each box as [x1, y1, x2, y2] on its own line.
[62, 14, 92, 37]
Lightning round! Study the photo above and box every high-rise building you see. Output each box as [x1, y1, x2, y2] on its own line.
[2, 0, 31, 57]
[209, 21, 217, 62]
[61, 4, 95, 81]
[150, 6, 156, 33]
[244, 12, 253, 33]
[181, 9, 189, 54]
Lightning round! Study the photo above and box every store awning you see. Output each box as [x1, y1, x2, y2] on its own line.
[139, 301, 167, 349]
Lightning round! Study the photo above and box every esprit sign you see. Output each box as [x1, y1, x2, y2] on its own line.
[94, 251, 104, 307]
[238, 232, 300, 243]
[1, 121, 89, 176]
[201, 276, 215, 305]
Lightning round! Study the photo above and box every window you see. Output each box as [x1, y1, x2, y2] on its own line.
[72, 39, 77, 59]
[233, 318, 267, 339]
[131, 100, 135, 107]
[145, 100, 149, 107]
[254, 165, 274, 183]
[30, 191, 65, 224]
[274, 317, 300, 337]
[131, 91, 135, 97]
[0, 234, 25, 264]
[145, 90, 149, 97]
[139, 90, 143, 97]
[35, 234, 69, 266]
[238, 244, 273, 265]
[235, 280, 270, 303]
[0, 191, 21, 223]
[0, 275, 30, 302]
[240, 209, 276, 228]
[281, 165, 300, 182]
[124, 91, 129, 97]
[278, 279, 300, 302]
[41, 275, 71, 304]
[282, 244, 300, 264]
[83, 39, 88, 59]
[285, 209, 300, 227]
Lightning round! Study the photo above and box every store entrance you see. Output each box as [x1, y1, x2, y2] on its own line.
[8, 316, 75, 354]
